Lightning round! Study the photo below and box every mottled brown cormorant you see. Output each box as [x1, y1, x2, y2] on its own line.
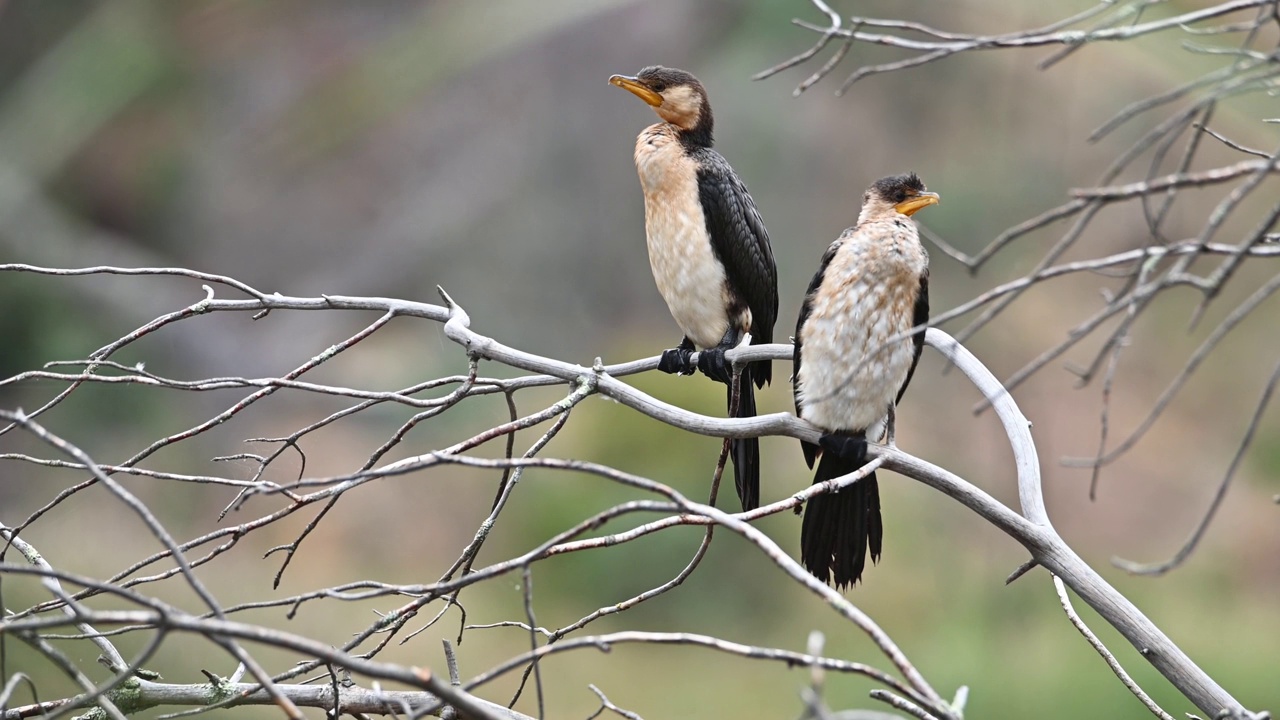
[793, 173, 938, 588]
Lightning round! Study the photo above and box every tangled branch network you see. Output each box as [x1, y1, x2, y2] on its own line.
[760, 0, 1280, 568]
[0, 263, 1267, 720]
[0, 4, 1277, 720]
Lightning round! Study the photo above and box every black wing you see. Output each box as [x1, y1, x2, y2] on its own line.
[794, 239, 842, 469]
[695, 150, 778, 386]
[895, 268, 930, 405]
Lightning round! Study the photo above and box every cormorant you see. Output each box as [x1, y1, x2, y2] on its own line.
[610, 66, 779, 511]
[793, 173, 938, 588]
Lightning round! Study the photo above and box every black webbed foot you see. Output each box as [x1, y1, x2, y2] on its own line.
[696, 328, 741, 384]
[657, 338, 697, 376]
[818, 434, 868, 462]
[696, 346, 733, 384]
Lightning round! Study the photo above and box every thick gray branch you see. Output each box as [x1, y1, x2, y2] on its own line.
[0, 273, 1265, 719]
[437, 298, 1260, 718]
[892, 332, 1258, 720]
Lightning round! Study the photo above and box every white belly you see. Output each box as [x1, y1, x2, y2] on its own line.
[635, 130, 730, 349]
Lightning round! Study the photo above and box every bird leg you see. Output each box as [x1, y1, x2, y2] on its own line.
[817, 433, 868, 463]
[657, 337, 697, 376]
[884, 404, 898, 448]
[695, 328, 741, 384]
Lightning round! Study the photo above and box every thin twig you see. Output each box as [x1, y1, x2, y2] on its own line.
[1052, 576, 1174, 720]
[1112, 357, 1280, 575]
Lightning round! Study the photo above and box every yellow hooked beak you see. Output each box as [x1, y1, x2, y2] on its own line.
[895, 192, 940, 217]
[609, 74, 663, 107]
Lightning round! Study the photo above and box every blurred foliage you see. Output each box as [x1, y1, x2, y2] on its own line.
[1, 1, 1277, 719]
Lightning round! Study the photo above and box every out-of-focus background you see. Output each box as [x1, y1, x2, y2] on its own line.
[1, 1, 1277, 718]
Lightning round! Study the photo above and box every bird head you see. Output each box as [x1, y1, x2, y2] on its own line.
[860, 173, 940, 222]
[610, 66, 713, 140]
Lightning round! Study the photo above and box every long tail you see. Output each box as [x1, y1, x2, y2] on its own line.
[729, 366, 760, 511]
[800, 443, 883, 589]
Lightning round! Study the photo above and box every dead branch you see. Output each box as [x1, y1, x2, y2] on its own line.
[0, 266, 1267, 718]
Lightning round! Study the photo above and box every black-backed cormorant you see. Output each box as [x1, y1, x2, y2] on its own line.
[610, 66, 779, 512]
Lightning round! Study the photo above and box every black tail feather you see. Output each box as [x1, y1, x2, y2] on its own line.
[752, 352, 772, 388]
[800, 442, 883, 589]
[729, 368, 760, 511]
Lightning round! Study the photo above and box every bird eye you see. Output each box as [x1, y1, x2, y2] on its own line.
[650, 83, 667, 92]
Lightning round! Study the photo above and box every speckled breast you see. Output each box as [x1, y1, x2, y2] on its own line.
[797, 227, 927, 433]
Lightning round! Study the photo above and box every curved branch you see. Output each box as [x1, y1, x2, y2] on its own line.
[0, 268, 1267, 718]
[420, 308, 1263, 718]
[906, 332, 1258, 720]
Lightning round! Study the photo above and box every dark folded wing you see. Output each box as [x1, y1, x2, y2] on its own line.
[794, 239, 842, 468]
[895, 268, 930, 405]
[695, 150, 778, 360]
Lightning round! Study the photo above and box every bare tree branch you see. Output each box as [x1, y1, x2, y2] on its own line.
[1111, 357, 1280, 576]
[1052, 576, 1175, 720]
[1, 263, 1266, 718]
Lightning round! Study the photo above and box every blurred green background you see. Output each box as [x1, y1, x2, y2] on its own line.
[1, 1, 1277, 719]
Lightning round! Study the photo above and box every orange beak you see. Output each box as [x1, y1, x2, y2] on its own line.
[895, 192, 940, 216]
[609, 74, 663, 107]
